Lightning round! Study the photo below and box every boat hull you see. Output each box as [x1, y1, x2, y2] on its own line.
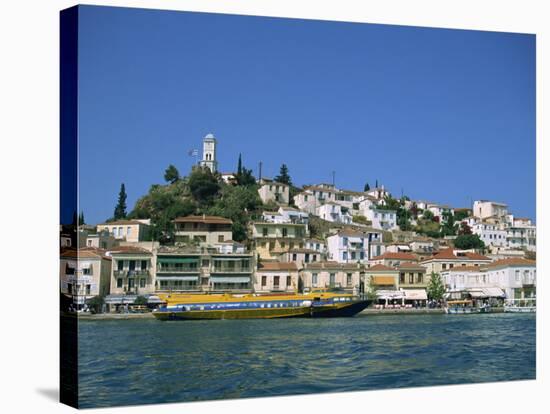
[153, 306, 310, 320]
[311, 300, 370, 317]
[153, 299, 370, 320]
[504, 306, 536, 313]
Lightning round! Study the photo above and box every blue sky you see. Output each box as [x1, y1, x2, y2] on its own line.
[77, 5, 535, 224]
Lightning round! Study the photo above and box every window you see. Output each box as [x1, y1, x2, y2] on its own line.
[117, 278, 123, 288]
[351, 252, 356, 260]
[274, 276, 280, 288]
[82, 267, 91, 275]
[329, 273, 336, 286]
[409, 273, 414, 284]
[128, 279, 135, 289]
[118, 227, 123, 236]
[312, 273, 318, 287]
[269, 241, 275, 250]
[282, 228, 288, 237]
[281, 242, 286, 248]
[127, 227, 131, 236]
[87, 240, 93, 247]
[286, 276, 292, 287]
[343, 252, 348, 261]
[400, 272, 405, 283]
[218, 235, 225, 242]
[262, 227, 268, 237]
[86, 285, 91, 295]
[515, 270, 520, 282]
[139, 278, 146, 288]
[292, 254, 297, 261]
[416, 273, 423, 283]
[67, 283, 73, 294]
[261, 276, 267, 287]
[449, 264, 454, 269]
[117, 260, 124, 271]
[347, 273, 352, 287]
[312, 255, 317, 262]
[141, 260, 147, 270]
[129, 260, 136, 271]
[442, 263, 447, 270]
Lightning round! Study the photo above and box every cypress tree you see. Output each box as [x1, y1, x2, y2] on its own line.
[114, 183, 127, 220]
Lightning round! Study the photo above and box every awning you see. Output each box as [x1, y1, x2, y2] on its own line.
[104, 295, 137, 304]
[404, 289, 428, 300]
[467, 290, 486, 298]
[376, 290, 404, 300]
[157, 257, 199, 264]
[146, 295, 165, 304]
[156, 276, 198, 282]
[372, 276, 396, 286]
[482, 287, 505, 298]
[210, 276, 251, 283]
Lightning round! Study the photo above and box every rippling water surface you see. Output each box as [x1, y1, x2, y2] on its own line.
[78, 313, 535, 408]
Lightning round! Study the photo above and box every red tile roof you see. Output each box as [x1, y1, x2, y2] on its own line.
[427, 248, 491, 261]
[371, 252, 418, 261]
[367, 264, 397, 272]
[258, 262, 298, 271]
[108, 246, 152, 255]
[396, 262, 426, 271]
[98, 220, 148, 226]
[486, 258, 536, 268]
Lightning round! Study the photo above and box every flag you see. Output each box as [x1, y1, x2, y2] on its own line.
[188, 149, 198, 156]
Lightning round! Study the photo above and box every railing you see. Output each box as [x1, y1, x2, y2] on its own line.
[210, 267, 252, 274]
[156, 267, 200, 273]
[114, 269, 150, 277]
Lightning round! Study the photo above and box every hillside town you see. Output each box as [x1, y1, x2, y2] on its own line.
[60, 134, 536, 313]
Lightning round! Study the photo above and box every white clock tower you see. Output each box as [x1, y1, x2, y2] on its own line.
[199, 133, 218, 173]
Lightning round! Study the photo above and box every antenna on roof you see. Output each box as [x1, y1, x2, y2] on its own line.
[258, 161, 262, 181]
[332, 171, 335, 187]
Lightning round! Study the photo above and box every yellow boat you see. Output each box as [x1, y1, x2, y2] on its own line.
[152, 290, 369, 320]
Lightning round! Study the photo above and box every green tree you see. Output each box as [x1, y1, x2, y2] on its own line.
[87, 295, 105, 314]
[208, 185, 263, 241]
[427, 272, 445, 301]
[274, 164, 292, 186]
[454, 234, 485, 250]
[234, 154, 256, 186]
[114, 183, 127, 220]
[134, 296, 148, 305]
[188, 166, 220, 206]
[458, 221, 472, 235]
[440, 210, 457, 237]
[375, 179, 379, 188]
[454, 209, 470, 221]
[423, 210, 434, 221]
[365, 276, 379, 302]
[78, 211, 85, 225]
[129, 180, 196, 243]
[364, 182, 370, 192]
[237, 153, 243, 175]
[164, 164, 180, 184]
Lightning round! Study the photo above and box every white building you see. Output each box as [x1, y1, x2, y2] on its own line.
[364, 207, 398, 231]
[367, 186, 390, 200]
[472, 222, 507, 247]
[326, 229, 368, 263]
[262, 206, 308, 225]
[442, 258, 536, 300]
[199, 133, 218, 173]
[473, 200, 508, 220]
[426, 203, 454, 221]
[316, 202, 352, 224]
[257, 178, 290, 205]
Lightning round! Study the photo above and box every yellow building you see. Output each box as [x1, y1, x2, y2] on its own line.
[249, 221, 309, 260]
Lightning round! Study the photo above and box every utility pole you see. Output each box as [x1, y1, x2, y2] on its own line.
[258, 161, 263, 181]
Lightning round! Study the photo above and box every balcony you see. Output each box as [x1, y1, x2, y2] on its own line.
[211, 266, 252, 274]
[156, 266, 200, 274]
[114, 269, 150, 277]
